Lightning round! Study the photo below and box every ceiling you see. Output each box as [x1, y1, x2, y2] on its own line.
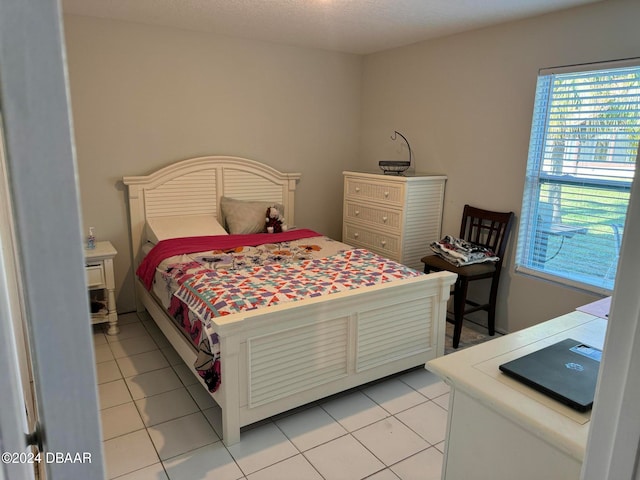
[61, 0, 603, 55]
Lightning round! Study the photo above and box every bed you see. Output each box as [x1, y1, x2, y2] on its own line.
[123, 155, 456, 446]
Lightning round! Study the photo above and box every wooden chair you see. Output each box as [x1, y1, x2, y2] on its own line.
[422, 205, 515, 348]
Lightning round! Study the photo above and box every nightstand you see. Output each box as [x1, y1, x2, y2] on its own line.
[85, 241, 118, 335]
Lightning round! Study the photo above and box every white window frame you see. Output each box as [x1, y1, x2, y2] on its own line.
[516, 58, 640, 294]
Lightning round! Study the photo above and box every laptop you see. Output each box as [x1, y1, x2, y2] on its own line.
[498, 338, 602, 412]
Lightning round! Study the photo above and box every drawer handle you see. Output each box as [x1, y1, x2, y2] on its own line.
[355, 210, 360, 216]
[382, 216, 388, 223]
[384, 191, 389, 197]
[381, 240, 387, 247]
[354, 233, 359, 239]
[355, 187, 360, 193]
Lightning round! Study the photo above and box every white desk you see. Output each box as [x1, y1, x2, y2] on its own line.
[427, 311, 607, 480]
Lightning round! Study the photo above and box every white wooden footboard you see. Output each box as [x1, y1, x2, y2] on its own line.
[214, 270, 456, 445]
[136, 270, 455, 446]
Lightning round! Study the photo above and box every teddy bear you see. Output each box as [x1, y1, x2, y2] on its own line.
[265, 206, 286, 233]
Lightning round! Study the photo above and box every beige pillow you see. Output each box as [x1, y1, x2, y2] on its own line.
[220, 197, 284, 234]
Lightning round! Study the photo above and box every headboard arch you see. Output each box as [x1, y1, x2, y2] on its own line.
[123, 155, 301, 266]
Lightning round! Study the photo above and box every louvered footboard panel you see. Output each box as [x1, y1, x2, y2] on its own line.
[356, 296, 433, 372]
[247, 316, 349, 408]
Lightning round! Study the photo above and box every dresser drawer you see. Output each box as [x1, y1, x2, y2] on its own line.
[344, 177, 404, 205]
[343, 224, 401, 259]
[344, 201, 402, 231]
[85, 264, 105, 288]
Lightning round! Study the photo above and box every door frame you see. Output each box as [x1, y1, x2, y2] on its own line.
[0, 0, 104, 478]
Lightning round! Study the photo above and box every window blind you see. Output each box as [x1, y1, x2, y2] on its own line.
[516, 62, 640, 293]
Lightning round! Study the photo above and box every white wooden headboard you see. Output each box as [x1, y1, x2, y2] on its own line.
[123, 155, 301, 265]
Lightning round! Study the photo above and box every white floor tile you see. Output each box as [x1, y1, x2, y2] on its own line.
[161, 346, 183, 366]
[162, 442, 243, 480]
[352, 417, 428, 466]
[390, 447, 443, 480]
[304, 434, 385, 480]
[399, 369, 450, 400]
[366, 469, 401, 480]
[126, 367, 184, 400]
[100, 402, 145, 441]
[226, 422, 298, 476]
[98, 313, 458, 480]
[136, 388, 199, 427]
[395, 401, 448, 445]
[275, 405, 347, 452]
[321, 390, 388, 432]
[137, 311, 153, 322]
[362, 378, 427, 415]
[103, 430, 159, 479]
[148, 412, 219, 460]
[247, 454, 323, 480]
[433, 392, 450, 411]
[143, 322, 171, 348]
[172, 363, 199, 387]
[186, 383, 218, 410]
[98, 379, 133, 410]
[115, 462, 168, 480]
[94, 343, 115, 363]
[202, 405, 228, 438]
[117, 349, 170, 378]
[202, 406, 223, 439]
[93, 328, 108, 346]
[109, 335, 160, 359]
[106, 322, 152, 343]
[117, 312, 143, 326]
[97, 360, 123, 384]
[114, 462, 168, 480]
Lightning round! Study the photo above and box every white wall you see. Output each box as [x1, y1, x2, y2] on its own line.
[64, 15, 363, 312]
[65, 0, 639, 330]
[359, 0, 640, 332]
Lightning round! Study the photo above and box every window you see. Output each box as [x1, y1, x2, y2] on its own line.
[516, 60, 640, 294]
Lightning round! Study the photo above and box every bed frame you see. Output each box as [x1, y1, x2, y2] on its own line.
[123, 155, 456, 445]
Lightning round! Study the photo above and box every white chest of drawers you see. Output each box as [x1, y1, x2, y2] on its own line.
[342, 171, 446, 271]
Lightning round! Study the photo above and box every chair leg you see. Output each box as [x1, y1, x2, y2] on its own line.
[487, 277, 500, 336]
[452, 278, 468, 349]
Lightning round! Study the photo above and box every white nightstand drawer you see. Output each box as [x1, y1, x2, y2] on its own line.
[344, 200, 402, 231]
[343, 224, 401, 258]
[85, 264, 105, 288]
[344, 177, 404, 205]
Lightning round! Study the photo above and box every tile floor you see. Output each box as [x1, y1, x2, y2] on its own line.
[94, 312, 451, 480]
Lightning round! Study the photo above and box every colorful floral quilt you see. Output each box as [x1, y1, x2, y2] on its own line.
[175, 248, 422, 324]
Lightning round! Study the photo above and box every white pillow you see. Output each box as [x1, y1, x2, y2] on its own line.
[145, 215, 228, 243]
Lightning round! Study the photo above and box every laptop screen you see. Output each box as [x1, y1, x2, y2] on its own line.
[498, 338, 602, 412]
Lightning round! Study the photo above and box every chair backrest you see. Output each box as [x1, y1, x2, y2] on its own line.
[459, 205, 515, 264]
